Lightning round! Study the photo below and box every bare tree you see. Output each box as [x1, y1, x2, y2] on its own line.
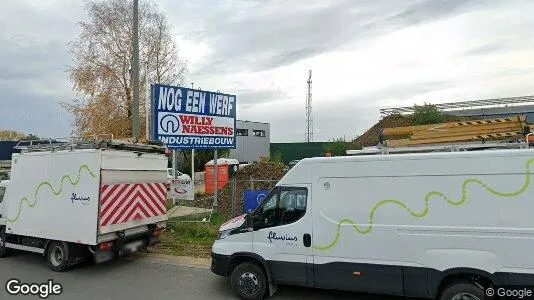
[0, 130, 26, 141]
[64, 0, 187, 138]
[0, 130, 39, 141]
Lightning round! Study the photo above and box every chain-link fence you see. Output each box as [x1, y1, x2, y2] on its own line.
[167, 177, 279, 223]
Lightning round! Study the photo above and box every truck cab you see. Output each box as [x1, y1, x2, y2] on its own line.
[0, 180, 7, 223]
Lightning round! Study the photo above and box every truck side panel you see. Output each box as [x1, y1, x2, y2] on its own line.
[98, 152, 167, 235]
[4, 151, 101, 245]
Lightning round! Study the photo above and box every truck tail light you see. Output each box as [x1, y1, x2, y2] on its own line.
[99, 242, 114, 251]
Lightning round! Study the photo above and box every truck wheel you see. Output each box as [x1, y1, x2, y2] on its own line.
[0, 233, 9, 258]
[439, 281, 485, 300]
[230, 262, 267, 300]
[46, 241, 70, 272]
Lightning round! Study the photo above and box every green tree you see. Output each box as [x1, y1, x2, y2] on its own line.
[20, 134, 39, 141]
[412, 103, 445, 125]
[324, 137, 351, 156]
[269, 151, 284, 165]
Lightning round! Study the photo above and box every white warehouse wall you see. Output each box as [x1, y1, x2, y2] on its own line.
[229, 120, 270, 163]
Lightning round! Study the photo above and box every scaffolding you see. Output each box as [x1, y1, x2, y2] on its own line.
[14, 137, 167, 154]
[380, 95, 534, 117]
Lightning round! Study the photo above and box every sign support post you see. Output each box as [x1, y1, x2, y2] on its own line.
[172, 149, 178, 205]
[214, 149, 218, 208]
[231, 175, 236, 217]
[191, 149, 195, 189]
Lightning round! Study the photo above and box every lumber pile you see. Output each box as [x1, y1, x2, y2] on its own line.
[381, 116, 529, 147]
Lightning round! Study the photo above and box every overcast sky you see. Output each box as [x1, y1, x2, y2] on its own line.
[1, 0, 534, 142]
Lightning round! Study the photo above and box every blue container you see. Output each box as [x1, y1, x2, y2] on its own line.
[243, 190, 270, 213]
[0, 141, 19, 160]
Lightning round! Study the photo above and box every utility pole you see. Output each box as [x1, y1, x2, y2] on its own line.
[305, 70, 313, 143]
[132, 0, 140, 141]
[145, 61, 150, 141]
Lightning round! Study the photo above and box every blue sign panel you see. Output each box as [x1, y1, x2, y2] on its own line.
[243, 190, 270, 213]
[152, 84, 237, 149]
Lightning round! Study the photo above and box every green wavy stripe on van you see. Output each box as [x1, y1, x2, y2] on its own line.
[7, 165, 96, 223]
[313, 158, 534, 252]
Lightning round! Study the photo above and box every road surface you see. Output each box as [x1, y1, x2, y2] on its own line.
[0, 252, 402, 300]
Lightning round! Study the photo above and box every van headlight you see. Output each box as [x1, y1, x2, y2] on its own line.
[217, 229, 232, 240]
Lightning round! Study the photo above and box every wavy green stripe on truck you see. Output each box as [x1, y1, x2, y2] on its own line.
[313, 158, 534, 252]
[7, 165, 96, 223]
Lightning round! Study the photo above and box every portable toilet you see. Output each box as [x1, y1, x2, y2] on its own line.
[205, 158, 240, 194]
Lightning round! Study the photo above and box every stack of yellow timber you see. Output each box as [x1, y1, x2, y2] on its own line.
[382, 116, 528, 147]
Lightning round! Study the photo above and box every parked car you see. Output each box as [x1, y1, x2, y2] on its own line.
[287, 159, 300, 170]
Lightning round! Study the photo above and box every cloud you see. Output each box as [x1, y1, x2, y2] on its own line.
[0, 84, 72, 137]
[2, 0, 534, 142]
[0, 0, 82, 137]
[170, 0, 496, 76]
[235, 88, 286, 109]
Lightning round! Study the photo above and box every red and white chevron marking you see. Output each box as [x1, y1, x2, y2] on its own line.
[99, 182, 167, 227]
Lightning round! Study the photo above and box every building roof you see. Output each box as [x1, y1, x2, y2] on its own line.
[236, 119, 270, 125]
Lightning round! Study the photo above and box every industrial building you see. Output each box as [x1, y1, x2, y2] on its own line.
[229, 120, 270, 163]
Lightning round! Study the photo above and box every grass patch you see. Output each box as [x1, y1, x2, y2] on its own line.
[155, 212, 228, 258]
[166, 199, 174, 210]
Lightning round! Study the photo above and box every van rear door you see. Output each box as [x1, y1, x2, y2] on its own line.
[98, 151, 168, 235]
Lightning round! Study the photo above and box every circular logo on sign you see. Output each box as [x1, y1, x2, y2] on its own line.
[174, 188, 187, 194]
[256, 193, 267, 204]
[160, 114, 180, 133]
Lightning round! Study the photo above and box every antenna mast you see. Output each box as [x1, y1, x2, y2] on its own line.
[305, 70, 313, 142]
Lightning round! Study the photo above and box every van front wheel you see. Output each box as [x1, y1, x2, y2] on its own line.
[230, 262, 267, 300]
[439, 281, 485, 300]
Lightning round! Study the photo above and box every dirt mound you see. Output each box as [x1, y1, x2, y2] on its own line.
[352, 114, 412, 149]
[217, 161, 287, 218]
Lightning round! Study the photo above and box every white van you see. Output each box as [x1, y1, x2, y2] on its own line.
[211, 144, 534, 300]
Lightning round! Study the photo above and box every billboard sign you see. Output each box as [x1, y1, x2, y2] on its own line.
[152, 84, 236, 149]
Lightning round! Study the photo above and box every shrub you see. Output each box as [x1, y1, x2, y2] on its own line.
[412, 103, 445, 125]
